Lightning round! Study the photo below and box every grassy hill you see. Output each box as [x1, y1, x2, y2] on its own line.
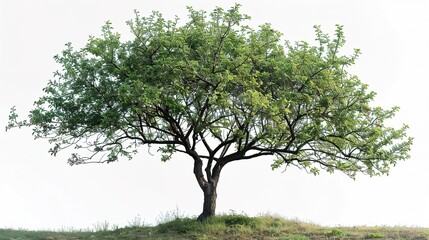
[1, 215, 428, 240]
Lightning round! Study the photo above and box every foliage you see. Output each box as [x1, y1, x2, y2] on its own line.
[7, 4, 412, 179]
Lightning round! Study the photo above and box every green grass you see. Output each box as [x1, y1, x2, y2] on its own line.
[1, 215, 428, 240]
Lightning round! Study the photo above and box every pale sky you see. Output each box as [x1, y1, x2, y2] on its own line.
[1, 0, 428, 230]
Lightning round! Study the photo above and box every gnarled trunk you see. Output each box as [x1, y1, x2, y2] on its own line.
[192, 153, 223, 221]
[197, 181, 217, 221]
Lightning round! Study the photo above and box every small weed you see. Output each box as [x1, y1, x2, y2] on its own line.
[221, 214, 258, 227]
[365, 231, 384, 238]
[156, 206, 187, 224]
[157, 217, 200, 234]
[328, 228, 345, 237]
[263, 226, 281, 236]
[269, 218, 285, 228]
[279, 236, 311, 240]
[127, 214, 145, 227]
[92, 220, 112, 232]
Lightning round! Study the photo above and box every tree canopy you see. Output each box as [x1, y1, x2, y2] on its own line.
[7, 4, 412, 220]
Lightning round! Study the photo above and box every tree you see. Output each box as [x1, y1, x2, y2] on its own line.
[7, 5, 412, 221]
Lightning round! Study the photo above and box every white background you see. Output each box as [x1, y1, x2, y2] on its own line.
[1, 0, 428, 230]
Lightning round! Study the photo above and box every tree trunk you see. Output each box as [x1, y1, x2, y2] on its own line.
[192, 153, 223, 221]
[197, 181, 217, 221]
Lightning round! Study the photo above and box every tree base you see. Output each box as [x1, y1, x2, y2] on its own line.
[197, 212, 213, 222]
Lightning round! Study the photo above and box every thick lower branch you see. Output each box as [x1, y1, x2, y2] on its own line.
[193, 155, 207, 190]
[205, 157, 213, 182]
